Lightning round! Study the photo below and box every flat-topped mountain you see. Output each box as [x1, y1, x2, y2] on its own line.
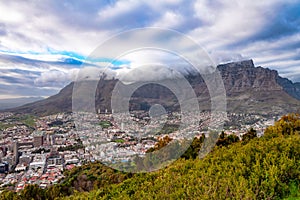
[8, 60, 300, 116]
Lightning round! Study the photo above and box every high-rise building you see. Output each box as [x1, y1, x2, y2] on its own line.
[50, 134, 55, 145]
[13, 142, 19, 165]
[33, 135, 44, 147]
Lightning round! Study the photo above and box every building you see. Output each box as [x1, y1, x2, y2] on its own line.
[0, 162, 9, 173]
[0, 146, 7, 157]
[14, 164, 27, 172]
[13, 142, 19, 165]
[1, 155, 15, 171]
[47, 157, 64, 165]
[29, 160, 45, 171]
[50, 134, 55, 145]
[19, 155, 32, 165]
[33, 135, 44, 147]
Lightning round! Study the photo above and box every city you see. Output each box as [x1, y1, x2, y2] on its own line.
[0, 110, 278, 192]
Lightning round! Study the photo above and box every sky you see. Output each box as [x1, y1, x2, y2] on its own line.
[0, 0, 300, 99]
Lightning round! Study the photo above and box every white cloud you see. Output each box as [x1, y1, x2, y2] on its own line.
[0, 0, 300, 98]
[190, 0, 279, 49]
[151, 11, 183, 28]
[97, 0, 140, 19]
[75, 67, 113, 81]
[118, 64, 184, 84]
[210, 51, 246, 64]
[0, 1, 111, 55]
[234, 32, 300, 81]
[0, 2, 24, 24]
[34, 68, 80, 87]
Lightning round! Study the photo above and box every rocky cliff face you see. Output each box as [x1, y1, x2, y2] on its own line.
[218, 60, 282, 93]
[9, 60, 300, 116]
[276, 76, 300, 100]
[213, 60, 300, 114]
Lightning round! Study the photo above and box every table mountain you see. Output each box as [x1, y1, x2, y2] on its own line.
[8, 60, 300, 116]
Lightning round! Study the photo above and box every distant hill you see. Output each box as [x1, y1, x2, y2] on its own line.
[8, 60, 300, 116]
[7, 83, 73, 116]
[0, 97, 44, 110]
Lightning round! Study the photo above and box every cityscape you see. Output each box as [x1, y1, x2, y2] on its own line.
[0, 110, 277, 192]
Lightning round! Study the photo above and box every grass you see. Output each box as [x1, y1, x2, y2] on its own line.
[99, 120, 112, 129]
[0, 114, 36, 131]
[0, 122, 16, 130]
[112, 139, 125, 143]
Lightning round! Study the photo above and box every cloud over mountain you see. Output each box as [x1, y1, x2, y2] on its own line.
[0, 0, 299, 98]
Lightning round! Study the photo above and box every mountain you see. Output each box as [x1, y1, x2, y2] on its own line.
[217, 60, 300, 114]
[7, 60, 300, 116]
[6, 84, 73, 116]
[276, 76, 300, 100]
[0, 97, 44, 110]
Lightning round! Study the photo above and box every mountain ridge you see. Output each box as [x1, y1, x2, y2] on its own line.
[7, 59, 300, 116]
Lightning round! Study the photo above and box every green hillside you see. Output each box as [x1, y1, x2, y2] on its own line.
[1, 114, 299, 200]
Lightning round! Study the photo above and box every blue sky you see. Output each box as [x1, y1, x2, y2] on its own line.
[0, 0, 299, 98]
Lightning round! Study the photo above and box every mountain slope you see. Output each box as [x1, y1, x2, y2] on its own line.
[277, 76, 300, 100]
[8, 83, 74, 116]
[8, 60, 300, 116]
[0, 97, 44, 110]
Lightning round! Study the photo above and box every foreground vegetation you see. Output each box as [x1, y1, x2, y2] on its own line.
[1, 114, 299, 199]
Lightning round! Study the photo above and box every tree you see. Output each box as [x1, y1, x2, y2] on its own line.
[242, 128, 257, 144]
[20, 184, 46, 200]
[181, 134, 205, 159]
[264, 113, 300, 138]
[216, 132, 240, 147]
[146, 136, 172, 153]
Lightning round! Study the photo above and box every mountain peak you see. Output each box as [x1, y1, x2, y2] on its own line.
[218, 59, 254, 69]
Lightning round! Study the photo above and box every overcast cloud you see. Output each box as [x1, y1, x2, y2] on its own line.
[0, 0, 299, 98]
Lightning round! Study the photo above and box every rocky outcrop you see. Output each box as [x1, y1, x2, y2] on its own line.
[218, 60, 282, 93]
